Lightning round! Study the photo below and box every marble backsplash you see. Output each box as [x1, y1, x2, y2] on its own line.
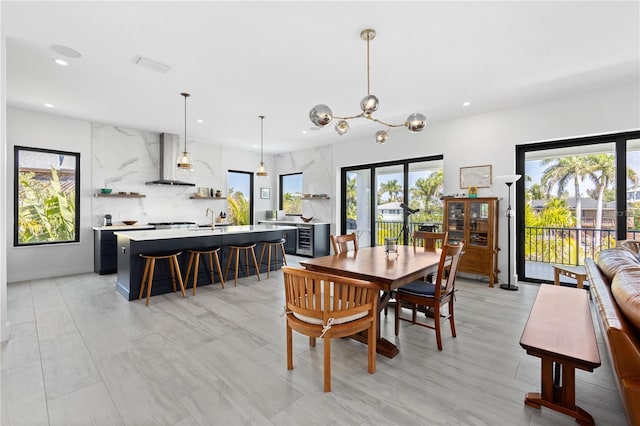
[91, 123, 227, 226]
[275, 144, 334, 225]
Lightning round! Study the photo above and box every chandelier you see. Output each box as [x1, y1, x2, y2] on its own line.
[309, 29, 426, 144]
[177, 92, 193, 170]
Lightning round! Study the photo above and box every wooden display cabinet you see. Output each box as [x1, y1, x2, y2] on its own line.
[443, 197, 499, 287]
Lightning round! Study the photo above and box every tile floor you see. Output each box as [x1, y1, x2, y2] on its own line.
[1, 255, 627, 425]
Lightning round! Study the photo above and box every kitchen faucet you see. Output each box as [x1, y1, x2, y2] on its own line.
[206, 208, 216, 229]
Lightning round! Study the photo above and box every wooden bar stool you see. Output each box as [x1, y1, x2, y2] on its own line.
[224, 243, 261, 286]
[138, 251, 186, 306]
[258, 238, 288, 278]
[184, 246, 225, 295]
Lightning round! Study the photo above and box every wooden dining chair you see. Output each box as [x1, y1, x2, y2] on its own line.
[282, 266, 378, 392]
[394, 243, 464, 351]
[330, 233, 358, 255]
[413, 231, 448, 251]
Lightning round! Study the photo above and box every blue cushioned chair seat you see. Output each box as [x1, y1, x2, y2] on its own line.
[397, 280, 438, 297]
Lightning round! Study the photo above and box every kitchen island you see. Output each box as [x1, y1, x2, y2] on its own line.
[114, 224, 296, 301]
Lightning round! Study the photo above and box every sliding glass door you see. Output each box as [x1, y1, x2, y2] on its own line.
[345, 169, 372, 247]
[341, 156, 443, 247]
[516, 130, 640, 283]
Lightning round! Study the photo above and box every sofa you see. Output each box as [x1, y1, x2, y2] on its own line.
[585, 247, 640, 426]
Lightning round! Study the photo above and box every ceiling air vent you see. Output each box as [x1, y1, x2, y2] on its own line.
[134, 55, 171, 74]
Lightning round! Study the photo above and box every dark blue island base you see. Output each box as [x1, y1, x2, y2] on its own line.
[115, 226, 296, 301]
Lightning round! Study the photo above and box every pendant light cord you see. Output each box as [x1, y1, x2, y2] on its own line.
[366, 35, 370, 96]
[181, 92, 190, 152]
[259, 115, 265, 162]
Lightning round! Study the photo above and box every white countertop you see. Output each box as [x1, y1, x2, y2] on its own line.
[258, 220, 330, 225]
[113, 224, 297, 241]
[93, 224, 155, 231]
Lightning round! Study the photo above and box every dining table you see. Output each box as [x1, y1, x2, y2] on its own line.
[300, 245, 442, 358]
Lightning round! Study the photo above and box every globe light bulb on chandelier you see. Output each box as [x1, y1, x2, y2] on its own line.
[309, 29, 426, 144]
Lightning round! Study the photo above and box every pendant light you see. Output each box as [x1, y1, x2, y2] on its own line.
[256, 115, 268, 177]
[177, 92, 193, 170]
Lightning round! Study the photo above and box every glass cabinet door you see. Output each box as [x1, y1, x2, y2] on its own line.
[447, 201, 466, 244]
[469, 200, 489, 247]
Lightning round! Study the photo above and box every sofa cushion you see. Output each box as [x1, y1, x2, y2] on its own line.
[596, 248, 640, 282]
[611, 268, 640, 333]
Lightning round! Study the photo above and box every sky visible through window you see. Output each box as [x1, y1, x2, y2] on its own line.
[228, 171, 250, 196]
[282, 173, 303, 195]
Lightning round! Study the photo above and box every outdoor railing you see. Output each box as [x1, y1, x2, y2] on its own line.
[525, 226, 640, 266]
[365, 221, 640, 266]
[374, 221, 443, 245]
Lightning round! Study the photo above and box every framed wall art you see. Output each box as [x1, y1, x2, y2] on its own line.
[460, 165, 492, 188]
[260, 187, 271, 199]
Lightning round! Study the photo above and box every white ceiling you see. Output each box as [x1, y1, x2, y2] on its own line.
[4, 1, 639, 154]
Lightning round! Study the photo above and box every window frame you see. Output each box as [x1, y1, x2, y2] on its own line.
[279, 172, 303, 216]
[227, 169, 255, 225]
[14, 145, 81, 246]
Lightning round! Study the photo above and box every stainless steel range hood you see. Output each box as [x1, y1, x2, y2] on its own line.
[145, 133, 195, 186]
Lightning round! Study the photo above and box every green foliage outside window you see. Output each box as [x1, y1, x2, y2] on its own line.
[17, 167, 76, 244]
[228, 188, 250, 225]
[282, 192, 302, 215]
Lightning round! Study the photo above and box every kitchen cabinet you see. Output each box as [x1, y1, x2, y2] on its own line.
[443, 197, 499, 286]
[282, 228, 297, 254]
[93, 226, 153, 274]
[258, 220, 330, 257]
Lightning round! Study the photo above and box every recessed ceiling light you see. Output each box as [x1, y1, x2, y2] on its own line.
[44, 103, 54, 108]
[50, 45, 82, 58]
[54, 59, 68, 66]
[197, 119, 203, 123]
[463, 101, 471, 107]
[302, 130, 307, 134]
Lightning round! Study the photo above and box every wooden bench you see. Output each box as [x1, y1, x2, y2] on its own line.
[520, 284, 601, 425]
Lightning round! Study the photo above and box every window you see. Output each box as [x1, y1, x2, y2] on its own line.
[227, 170, 254, 225]
[280, 172, 303, 216]
[14, 146, 80, 246]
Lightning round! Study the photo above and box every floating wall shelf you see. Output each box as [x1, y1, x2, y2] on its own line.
[95, 193, 146, 198]
[189, 196, 227, 200]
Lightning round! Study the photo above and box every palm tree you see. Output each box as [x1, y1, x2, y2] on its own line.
[410, 170, 444, 222]
[378, 179, 403, 202]
[586, 154, 616, 232]
[411, 170, 444, 203]
[541, 156, 593, 228]
[526, 183, 545, 202]
[586, 154, 638, 242]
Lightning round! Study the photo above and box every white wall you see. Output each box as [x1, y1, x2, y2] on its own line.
[7, 108, 93, 282]
[1, 9, 8, 341]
